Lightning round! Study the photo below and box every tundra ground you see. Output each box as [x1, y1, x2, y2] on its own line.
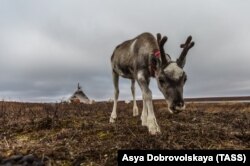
[0, 101, 249, 165]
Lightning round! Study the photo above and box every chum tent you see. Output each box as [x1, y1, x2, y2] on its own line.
[69, 83, 92, 104]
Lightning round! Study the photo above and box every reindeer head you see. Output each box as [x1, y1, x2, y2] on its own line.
[154, 33, 194, 114]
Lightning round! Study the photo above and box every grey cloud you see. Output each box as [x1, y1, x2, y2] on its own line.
[1, 0, 250, 102]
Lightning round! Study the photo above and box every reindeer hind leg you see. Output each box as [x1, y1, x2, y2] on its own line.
[110, 71, 119, 123]
[131, 79, 139, 116]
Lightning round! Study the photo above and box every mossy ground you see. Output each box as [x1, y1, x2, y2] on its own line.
[0, 101, 249, 165]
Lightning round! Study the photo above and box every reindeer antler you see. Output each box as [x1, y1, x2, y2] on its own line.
[156, 33, 169, 67]
[177, 36, 195, 68]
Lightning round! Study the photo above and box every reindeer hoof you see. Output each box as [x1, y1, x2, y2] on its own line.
[147, 119, 161, 135]
[149, 130, 161, 135]
[149, 127, 161, 135]
[109, 117, 116, 123]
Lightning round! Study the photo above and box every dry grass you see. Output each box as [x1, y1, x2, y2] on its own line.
[0, 101, 249, 165]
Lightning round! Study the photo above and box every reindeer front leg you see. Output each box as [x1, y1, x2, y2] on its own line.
[137, 71, 161, 135]
[141, 99, 148, 126]
[110, 71, 119, 123]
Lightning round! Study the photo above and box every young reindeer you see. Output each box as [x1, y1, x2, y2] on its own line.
[109, 32, 194, 135]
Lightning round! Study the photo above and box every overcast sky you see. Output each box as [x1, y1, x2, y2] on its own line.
[0, 0, 250, 102]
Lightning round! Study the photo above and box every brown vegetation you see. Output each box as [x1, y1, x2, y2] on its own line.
[0, 101, 249, 165]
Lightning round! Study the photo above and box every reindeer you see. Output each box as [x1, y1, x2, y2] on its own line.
[109, 32, 194, 135]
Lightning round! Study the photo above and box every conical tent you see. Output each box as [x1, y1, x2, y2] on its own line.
[69, 83, 91, 103]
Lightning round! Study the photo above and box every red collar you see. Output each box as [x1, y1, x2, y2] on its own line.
[154, 50, 161, 58]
